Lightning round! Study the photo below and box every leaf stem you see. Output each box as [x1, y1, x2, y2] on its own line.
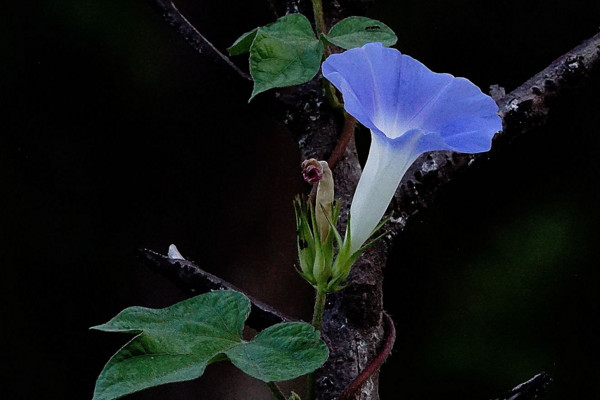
[311, 289, 327, 332]
[323, 80, 343, 112]
[267, 381, 287, 400]
[306, 289, 327, 400]
[311, 0, 327, 36]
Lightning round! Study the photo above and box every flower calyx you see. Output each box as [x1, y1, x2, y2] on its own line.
[294, 159, 389, 292]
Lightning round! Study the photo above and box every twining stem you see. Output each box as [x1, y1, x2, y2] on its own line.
[267, 381, 287, 400]
[323, 80, 343, 112]
[339, 312, 397, 400]
[327, 113, 357, 170]
[311, 0, 327, 36]
[307, 289, 327, 400]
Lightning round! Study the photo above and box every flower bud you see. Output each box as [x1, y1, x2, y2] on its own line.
[301, 159, 324, 184]
[302, 159, 334, 241]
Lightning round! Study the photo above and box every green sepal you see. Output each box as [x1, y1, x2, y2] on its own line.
[328, 212, 354, 286]
[293, 195, 391, 292]
[310, 200, 330, 289]
[318, 201, 340, 276]
[326, 213, 392, 292]
[288, 391, 302, 400]
[294, 196, 316, 282]
[323, 16, 397, 49]
[369, 213, 394, 237]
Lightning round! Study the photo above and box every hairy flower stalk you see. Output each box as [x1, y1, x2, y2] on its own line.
[323, 42, 502, 252]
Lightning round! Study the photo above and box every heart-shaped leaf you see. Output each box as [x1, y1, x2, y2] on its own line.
[323, 17, 397, 49]
[228, 28, 259, 56]
[227, 322, 328, 382]
[92, 291, 328, 400]
[248, 14, 323, 100]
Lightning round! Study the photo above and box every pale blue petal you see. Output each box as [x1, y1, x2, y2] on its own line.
[323, 42, 502, 251]
[411, 77, 502, 153]
[322, 42, 501, 153]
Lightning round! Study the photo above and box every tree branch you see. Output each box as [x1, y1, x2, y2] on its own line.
[138, 248, 290, 330]
[392, 32, 600, 230]
[339, 312, 396, 400]
[498, 32, 600, 137]
[490, 373, 552, 400]
[265, 31, 600, 400]
[148, 0, 599, 397]
[151, 0, 250, 81]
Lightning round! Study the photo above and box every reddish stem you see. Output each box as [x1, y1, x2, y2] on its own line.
[327, 113, 357, 170]
[339, 312, 397, 400]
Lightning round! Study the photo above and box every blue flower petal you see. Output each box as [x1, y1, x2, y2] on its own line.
[322, 42, 501, 153]
[322, 42, 502, 252]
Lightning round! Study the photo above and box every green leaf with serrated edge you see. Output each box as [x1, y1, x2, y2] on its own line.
[226, 322, 329, 382]
[91, 291, 249, 400]
[323, 16, 397, 49]
[228, 27, 259, 56]
[249, 14, 323, 101]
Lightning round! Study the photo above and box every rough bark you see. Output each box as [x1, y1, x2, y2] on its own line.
[275, 80, 386, 400]
[391, 32, 600, 232]
[139, 248, 291, 331]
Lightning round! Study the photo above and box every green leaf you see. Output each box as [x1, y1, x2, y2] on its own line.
[92, 291, 328, 400]
[228, 27, 259, 56]
[249, 14, 323, 101]
[227, 322, 328, 382]
[92, 291, 249, 400]
[324, 16, 397, 49]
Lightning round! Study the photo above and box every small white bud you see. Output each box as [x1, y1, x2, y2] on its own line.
[167, 244, 185, 260]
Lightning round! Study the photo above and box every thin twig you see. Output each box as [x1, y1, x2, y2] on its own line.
[490, 372, 552, 400]
[496, 32, 600, 140]
[138, 248, 291, 330]
[151, 0, 250, 81]
[327, 113, 356, 170]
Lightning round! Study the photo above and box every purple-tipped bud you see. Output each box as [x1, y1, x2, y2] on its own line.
[301, 159, 324, 184]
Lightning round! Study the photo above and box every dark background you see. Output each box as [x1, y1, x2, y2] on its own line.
[2, 0, 599, 399]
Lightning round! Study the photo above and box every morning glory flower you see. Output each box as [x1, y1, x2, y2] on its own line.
[322, 42, 502, 253]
